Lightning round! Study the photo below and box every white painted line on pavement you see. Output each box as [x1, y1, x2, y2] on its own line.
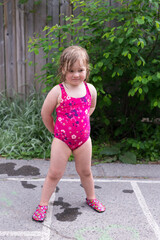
[131, 181, 160, 240]
[1, 177, 160, 184]
[60, 178, 160, 184]
[0, 231, 41, 237]
[41, 192, 55, 240]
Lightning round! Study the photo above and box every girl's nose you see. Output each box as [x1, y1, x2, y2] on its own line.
[73, 72, 79, 77]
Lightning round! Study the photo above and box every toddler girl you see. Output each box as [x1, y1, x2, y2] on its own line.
[32, 45, 105, 222]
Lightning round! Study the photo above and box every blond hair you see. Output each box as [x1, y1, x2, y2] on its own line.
[58, 46, 90, 82]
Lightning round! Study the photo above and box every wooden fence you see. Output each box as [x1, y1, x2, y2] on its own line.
[0, 0, 119, 97]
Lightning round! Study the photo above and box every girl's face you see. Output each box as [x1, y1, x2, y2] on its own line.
[64, 60, 87, 86]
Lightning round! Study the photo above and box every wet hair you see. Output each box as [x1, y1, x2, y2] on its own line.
[58, 46, 90, 82]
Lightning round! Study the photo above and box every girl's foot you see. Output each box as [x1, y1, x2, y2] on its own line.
[86, 198, 106, 213]
[32, 205, 48, 222]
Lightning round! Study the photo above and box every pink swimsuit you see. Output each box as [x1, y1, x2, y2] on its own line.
[54, 82, 91, 150]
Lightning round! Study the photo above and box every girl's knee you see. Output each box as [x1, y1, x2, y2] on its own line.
[48, 168, 64, 180]
[76, 168, 92, 178]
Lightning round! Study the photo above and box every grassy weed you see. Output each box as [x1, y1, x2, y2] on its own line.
[0, 93, 52, 159]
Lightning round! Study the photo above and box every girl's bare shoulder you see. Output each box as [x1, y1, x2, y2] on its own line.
[87, 83, 97, 96]
[48, 84, 61, 97]
[42, 84, 61, 109]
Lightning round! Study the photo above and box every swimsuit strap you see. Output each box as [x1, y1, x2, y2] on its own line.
[59, 83, 67, 98]
[84, 82, 91, 97]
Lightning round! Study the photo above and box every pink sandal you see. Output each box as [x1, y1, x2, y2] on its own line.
[32, 205, 48, 222]
[86, 198, 106, 213]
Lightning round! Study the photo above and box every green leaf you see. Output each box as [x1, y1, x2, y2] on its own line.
[100, 146, 120, 156]
[65, 16, 71, 21]
[126, 27, 133, 36]
[139, 56, 146, 66]
[59, 47, 64, 51]
[142, 78, 148, 84]
[97, 61, 103, 67]
[156, 21, 160, 30]
[47, 75, 54, 79]
[43, 26, 50, 31]
[34, 49, 39, 55]
[79, 36, 83, 40]
[153, 101, 158, 107]
[122, 50, 129, 57]
[92, 76, 98, 82]
[117, 68, 123, 76]
[110, 36, 116, 42]
[118, 38, 124, 44]
[128, 89, 135, 97]
[128, 53, 131, 60]
[148, 76, 152, 81]
[119, 152, 137, 164]
[28, 61, 33, 66]
[137, 60, 142, 66]
[112, 72, 116, 78]
[157, 72, 160, 79]
[139, 88, 142, 94]
[130, 47, 138, 53]
[135, 17, 145, 25]
[104, 52, 110, 59]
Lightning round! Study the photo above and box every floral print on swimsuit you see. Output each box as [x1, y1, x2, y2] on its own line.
[54, 82, 91, 150]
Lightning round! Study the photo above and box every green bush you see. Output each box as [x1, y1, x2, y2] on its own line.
[28, 0, 160, 161]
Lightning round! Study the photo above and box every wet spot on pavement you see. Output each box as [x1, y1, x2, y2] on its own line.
[123, 189, 134, 193]
[95, 185, 102, 189]
[53, 197, 82, 222]
[0, 163, 40, 176]
[21, 181, 37, 189]
[55, 186, 60, 193]
[80, 184, 101, 189]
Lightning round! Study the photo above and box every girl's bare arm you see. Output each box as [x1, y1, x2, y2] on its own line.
[88, 83, 97, 116]
[41, 85, 60, 134]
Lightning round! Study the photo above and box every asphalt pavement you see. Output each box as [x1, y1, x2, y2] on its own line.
[0, 157, 160, 240]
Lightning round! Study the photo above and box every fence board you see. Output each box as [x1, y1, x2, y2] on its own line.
[60, 0, 72, 25]
[72, 1, 84, 44]
[4, 0, 17, 97]
[60, 0, 72, 45]
[34, 0, 47, 92]
[16, 0, 25, 96]
[0, 5, 5, 95]
[48, 0, 59, 26]
[24, 0, 35, 95]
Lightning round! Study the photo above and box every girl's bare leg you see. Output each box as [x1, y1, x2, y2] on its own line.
[73, 137, 96, 200]
[40, 138, 71, 206]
